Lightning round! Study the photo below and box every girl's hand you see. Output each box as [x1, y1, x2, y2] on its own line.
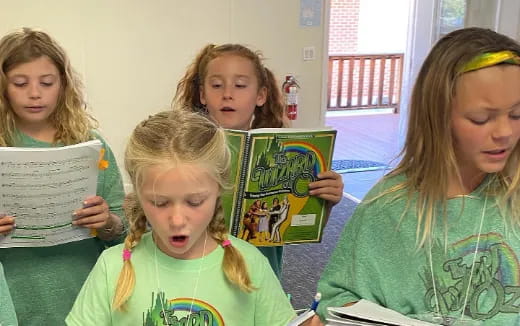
[308, 171, 344, 206]
[0, 214, 16, 235]
[302, 315, 324, 326]
[72, 196, 111, 229]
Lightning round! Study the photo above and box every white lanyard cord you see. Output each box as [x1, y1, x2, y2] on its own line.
[459, 195, 487, 320]
[429, 195, 488, 323]
[154, 230, 208, 325]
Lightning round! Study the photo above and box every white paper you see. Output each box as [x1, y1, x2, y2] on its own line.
[0, 140, 102, 247]
[327, 300, 439, 326]
[326, 317, 380, 326]
[288, 309, 316, 326]
[291, 213, 316, 226]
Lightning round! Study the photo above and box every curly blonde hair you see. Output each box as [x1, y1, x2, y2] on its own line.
[173, 43, 289, 129]
[112, 110, 255, 311]
[0, 27, 96, 146]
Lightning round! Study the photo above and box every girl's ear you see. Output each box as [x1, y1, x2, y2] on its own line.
[200, 87, 207, 105]
[256, 86, 267, 106]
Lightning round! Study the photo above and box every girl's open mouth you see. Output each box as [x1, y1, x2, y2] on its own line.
[220, 107, 235, 112]
[169, 235, 189, 248]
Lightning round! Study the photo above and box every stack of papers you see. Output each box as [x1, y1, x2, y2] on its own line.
[326, 300, 439, 326]
[288, 309, 316, 326]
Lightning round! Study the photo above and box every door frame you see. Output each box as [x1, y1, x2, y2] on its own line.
[397, 0, 439, 149]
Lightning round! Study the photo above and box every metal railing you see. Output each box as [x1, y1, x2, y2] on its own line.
[327, 53, 404, 112]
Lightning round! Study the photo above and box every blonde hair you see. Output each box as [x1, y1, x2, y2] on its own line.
[112, 110, 255, 311]
[173, 43, 289, 129]
[0, 27, 96, 146]
[383, 27, 520, 247]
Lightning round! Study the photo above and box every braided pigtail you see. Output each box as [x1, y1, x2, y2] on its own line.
[112, 193, 148, 311]
[209, 197, 256, 292]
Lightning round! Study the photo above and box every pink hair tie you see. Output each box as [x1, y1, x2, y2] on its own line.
[222, 239, 232, 248]
[123, 249, 132, 261]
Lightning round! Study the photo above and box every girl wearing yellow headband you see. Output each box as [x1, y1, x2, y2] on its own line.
[311, 27, 520, 326]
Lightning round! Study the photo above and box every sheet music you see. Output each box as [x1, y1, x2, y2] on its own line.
[0, 140, 102, 247]
[326, 300, 439, 326]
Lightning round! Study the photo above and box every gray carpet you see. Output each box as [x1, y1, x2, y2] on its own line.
[281, 197, 358, 310]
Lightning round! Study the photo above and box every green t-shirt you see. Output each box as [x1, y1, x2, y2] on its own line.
[0, 263, 17, 326]
[317, 174, 520, 325]
[0, 131, 125, 326]
[67, 233, 296, 326]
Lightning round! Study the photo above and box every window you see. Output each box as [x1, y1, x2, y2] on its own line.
[436, 0, 466, 40]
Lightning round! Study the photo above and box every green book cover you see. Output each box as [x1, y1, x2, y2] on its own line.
[222, 128, 336, 247]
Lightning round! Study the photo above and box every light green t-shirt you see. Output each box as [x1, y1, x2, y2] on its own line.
[67, 233, 295, 326]
[317, 174, 520, 325]
[0, 130, 125, 326]
[0, 263, 17, 326]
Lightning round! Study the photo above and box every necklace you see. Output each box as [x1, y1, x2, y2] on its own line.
[154, 230, 208, 325]
[429, 195, 488, 325]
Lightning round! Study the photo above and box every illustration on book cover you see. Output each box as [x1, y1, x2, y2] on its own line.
[224, 129, 335, 246]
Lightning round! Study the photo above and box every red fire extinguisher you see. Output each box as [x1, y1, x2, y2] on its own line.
[282, 75, 299, 120]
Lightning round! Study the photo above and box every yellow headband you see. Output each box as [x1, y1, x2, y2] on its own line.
[461, 50, 520, 73]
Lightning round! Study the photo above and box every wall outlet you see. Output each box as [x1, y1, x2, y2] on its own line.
[303, 46, 316, 61]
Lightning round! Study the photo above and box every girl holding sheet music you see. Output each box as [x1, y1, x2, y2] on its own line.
[314, 28, 520, 325]
[173, 43, 344, 278]
[0, 28, 125, 325]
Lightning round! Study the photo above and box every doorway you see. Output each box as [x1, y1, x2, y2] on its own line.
[325, 0, 411, 201]
[325, 0, 470, 201]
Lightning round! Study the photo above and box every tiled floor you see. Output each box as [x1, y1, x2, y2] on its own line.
[325, 113, 401, 201]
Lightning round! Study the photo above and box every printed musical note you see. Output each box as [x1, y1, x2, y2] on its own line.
[1, 165, 91, 178]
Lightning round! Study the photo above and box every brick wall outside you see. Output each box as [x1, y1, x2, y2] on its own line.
[328, 0, 401, 109]
[329, 0, 360, 54]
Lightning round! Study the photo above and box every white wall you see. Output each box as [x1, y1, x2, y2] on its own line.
[465, 0, 520, 40]
[1, 0, 327, 183]
[357, 0, 410, 53]
[465, 0, 499, 30]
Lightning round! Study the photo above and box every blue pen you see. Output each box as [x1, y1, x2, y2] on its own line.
[310, 292, 321, 311]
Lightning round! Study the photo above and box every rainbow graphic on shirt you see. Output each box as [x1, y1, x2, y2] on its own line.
[450, 232, 520, 285]
[423, 232, 520, 320]
[143, 293, 224, 326]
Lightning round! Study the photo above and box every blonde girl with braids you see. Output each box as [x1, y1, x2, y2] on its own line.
[174, 43, 344, 279]
[312, 27, 520, 326]
[67, 111, 296, 325]
[0, 28, 125, 325]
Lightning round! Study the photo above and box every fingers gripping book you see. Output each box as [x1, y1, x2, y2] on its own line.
[223, 128, 336, 247]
